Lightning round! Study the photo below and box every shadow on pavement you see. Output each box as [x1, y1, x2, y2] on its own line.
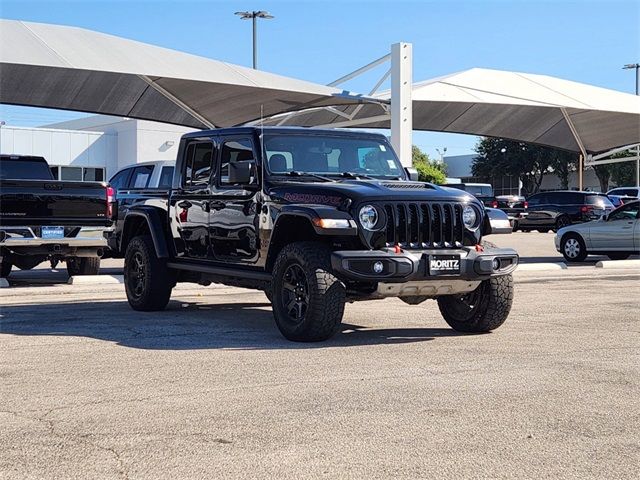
[0, 299, 464, 350]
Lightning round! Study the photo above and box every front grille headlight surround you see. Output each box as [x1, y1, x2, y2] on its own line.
[462, 204, 481, 231]
[358, 204, 385, 231]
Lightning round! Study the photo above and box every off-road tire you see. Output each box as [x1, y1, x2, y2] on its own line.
[607, 253, 631, 261]
[66, 257, 101, 276]
[560, 233, 588, 262]
[124, 235, 174, 311]
[0, 259, 11, 278]
[271, 242, 346, 342]
[437, 274, 514, 333]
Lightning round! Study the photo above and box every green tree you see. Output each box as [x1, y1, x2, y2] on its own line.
[412, 145, 446, 184]
[609, 152, 637, 187]
[473, 138, 578, 195]
[592, 165, 611, 192]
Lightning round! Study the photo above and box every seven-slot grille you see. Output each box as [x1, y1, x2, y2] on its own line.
[381, 202, 465, 248]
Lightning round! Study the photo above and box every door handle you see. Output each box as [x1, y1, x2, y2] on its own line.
[201, 201, 210, 213]
[177, 200, 192, 209]
[209, 201, 226, 211]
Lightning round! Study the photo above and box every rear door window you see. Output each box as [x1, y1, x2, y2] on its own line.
[527, 193, 546, 205]
[587, 194, 614, 208]
[183, 141, 215, 187]
[158, 166, 174, 188]
[130, 165, 154, 188]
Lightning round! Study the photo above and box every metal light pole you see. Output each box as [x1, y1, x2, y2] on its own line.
[235, 10, 274, 70]
[623, 63, 640, 187]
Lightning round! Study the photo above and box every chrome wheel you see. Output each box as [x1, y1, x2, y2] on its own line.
[563, 238, 581, 259]
[281, 263, 309, 325]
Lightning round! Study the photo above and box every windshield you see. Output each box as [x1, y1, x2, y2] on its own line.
[263, 134, 405, 179]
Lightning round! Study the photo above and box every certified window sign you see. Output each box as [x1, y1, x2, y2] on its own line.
[429, 255, 461, 275]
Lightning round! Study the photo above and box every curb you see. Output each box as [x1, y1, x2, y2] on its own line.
[595, 259, 640, 269]
[68, 275, 124, 285]
[515, 262, 567, 271]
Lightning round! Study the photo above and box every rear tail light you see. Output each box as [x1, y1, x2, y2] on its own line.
[524, 201, 528, 209]
[491, 200, 498, 208]
[580, 205, 594, 213]
[106, 186, 115, 219]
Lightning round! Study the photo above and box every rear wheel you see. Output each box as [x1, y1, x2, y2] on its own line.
[437, 275, 514, 333]
[555, 215, 571, 231]
[0, 259, 11, 278]
[66, 257, 100, 276]
[607, 253, 630, 261]
[271, 242, 345, 342]
[561, 233, 588, 262]
[124, 235, 174, 311]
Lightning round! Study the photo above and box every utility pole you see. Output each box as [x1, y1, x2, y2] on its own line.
[623, 63, 640, 187]
[235, 11, 274, 70]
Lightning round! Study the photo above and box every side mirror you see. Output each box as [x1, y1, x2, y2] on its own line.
[405, 167, 419, 181]
[228, 160, 255, 184]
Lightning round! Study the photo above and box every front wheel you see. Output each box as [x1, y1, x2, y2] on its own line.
[66, 257, 100, 276]
[437, 275, 514, 333]
[271, 242, 346, 342]
[561, 234, 588, 262]
[0, 259, 11, 278]
[124, 235, 174, 311]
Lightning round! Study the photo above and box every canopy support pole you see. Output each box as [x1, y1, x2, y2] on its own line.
[390, 42, 413, 167]
[561, 108, 587, 190]
[138, 75, 215, 129]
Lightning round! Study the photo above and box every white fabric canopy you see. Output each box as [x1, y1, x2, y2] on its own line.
[0, 19, 368, 129]
[264, 68, 640, 154]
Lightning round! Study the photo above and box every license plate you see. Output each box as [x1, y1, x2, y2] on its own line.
[428, 254, 461, 275]
[41, 226, 64, 239]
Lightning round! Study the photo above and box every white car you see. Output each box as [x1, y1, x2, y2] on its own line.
[606, 186, 640, 199]
[555, 200, 640, 262]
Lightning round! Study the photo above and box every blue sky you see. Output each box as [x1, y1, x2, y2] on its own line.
[0, 0, 638, 158]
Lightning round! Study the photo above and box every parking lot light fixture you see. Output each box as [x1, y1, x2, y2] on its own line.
[235, 10, 274, 70]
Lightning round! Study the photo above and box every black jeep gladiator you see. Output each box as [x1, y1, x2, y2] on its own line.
[0, 154, 114, 278]
[110, 127, 518, 342]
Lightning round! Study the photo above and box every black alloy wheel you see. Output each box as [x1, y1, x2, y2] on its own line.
[280, 263, 310, 325]
[127, 251, 147, 300]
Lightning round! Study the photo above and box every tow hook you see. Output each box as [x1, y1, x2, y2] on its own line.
[475, 244, 484, 252]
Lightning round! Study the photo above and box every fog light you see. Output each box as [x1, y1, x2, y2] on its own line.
[492, 258, 501, 271]
[373, 261, 384, 273]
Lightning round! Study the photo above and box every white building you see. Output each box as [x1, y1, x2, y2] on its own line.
[0, 115, 195, 181]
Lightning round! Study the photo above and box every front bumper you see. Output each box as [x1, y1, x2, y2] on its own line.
[331, 246, 518, 286]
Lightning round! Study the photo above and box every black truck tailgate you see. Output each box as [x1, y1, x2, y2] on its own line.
[0, 179, 111, 227]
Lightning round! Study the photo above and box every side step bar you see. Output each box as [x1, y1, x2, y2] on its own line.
[166, 261, 271, 281]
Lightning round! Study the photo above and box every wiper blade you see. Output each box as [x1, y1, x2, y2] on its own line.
[340, 171, 374, 180]
[279, 171, 335, 182]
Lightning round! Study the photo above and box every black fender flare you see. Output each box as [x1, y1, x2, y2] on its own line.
[122, 206, 170, 258]
[274, 205, 357, 236]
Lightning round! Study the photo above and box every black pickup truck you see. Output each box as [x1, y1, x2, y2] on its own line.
[109, 127, 518, 342]
[0, 155, 114, 278]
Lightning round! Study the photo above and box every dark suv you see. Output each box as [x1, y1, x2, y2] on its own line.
[518, 191, 614, 232]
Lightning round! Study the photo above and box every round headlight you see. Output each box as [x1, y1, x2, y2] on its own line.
[359, 205, 379, 231]
[462, 205, 478, 230]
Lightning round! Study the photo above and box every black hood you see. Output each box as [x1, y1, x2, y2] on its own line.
[267, 179, 479, 206]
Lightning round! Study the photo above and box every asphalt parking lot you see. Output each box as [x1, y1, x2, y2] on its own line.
[1, 232, 639, 479]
